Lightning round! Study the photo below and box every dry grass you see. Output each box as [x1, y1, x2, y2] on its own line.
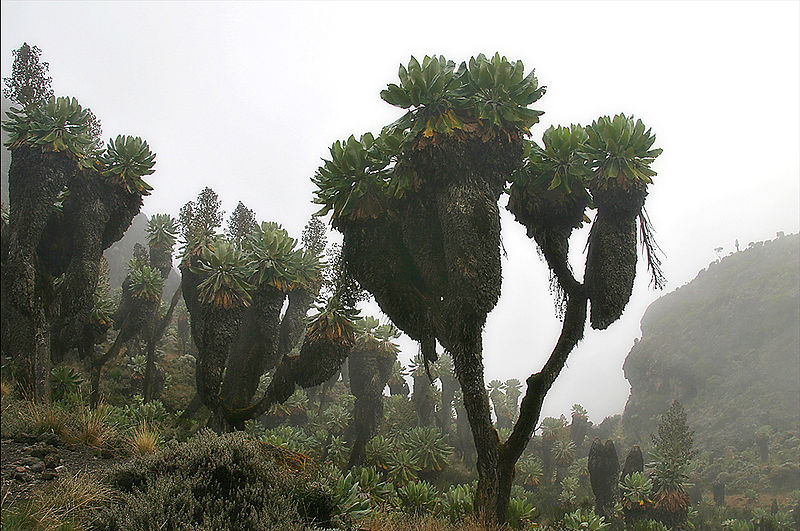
[128, 420, 162, 456]
[30, 472, 113, 530]
[359, 512, 507, 531]
[1, 379, 11, 400]
[76, 403, 117, 448]
[19, 399, 70, 438]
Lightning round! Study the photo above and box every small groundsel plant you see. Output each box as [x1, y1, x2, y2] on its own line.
[506, 496, 536, 530]
[561, 507, 610, 530]
[397, 480, 438, 515]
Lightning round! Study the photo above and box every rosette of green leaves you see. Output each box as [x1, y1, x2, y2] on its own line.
[100, 134, 156, 195]
[355, 316, 401, 354]
[3, 96, 94, 159]
[507, 497, 537, 529]
[90, 288, 116, 327]
[620, 471, 653, 508]
[397, 480, 438, 515]
[129, 264, 164, 301]
[584, 114, 662, 191]
[523, 125, 591, 194]
[244, 221, 297, 291]
[517, 455, 544, 488]
[146, 213, 178, 249]
[285, 248, 325, 292]
[562, 508, 610, 530]
[381, 53, 545, 140]
[438, 484, 473, 524]
[365, 435, 394, 471]
[458, 52, 545, 132]
[312, 132, 399, 222]
[387, 449, 421, 486]
[329, 469, 372, 525]
[403, 426, 453, 472]
[381, 55, 468, 139]
[350, 466, 396, 506]
[305, 295, 359, 345]
[191, 238, 254, 308]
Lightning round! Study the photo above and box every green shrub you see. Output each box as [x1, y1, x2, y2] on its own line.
[561, 507, 610, 530]
[626, 520, 671, 531]
[397, 480, 438, 515]
[97, 430, 336, 530]
[438, 484, 473, 524]
[506, 496, 536, 529]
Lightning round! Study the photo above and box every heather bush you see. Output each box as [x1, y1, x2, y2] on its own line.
[96, 430, 336, 530]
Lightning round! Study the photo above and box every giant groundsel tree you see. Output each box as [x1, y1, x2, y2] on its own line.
[1, 90, 157, 402]
[178, 198, 352, 430]
[312, 53, 663, 522]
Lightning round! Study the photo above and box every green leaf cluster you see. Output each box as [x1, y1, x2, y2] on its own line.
[620, 471, 653, 507]
[312, 131, 412, 221]
[314, 53, 545, 224]
[381, 53, 544, 139]
[100, 134, 156, 195]
[305, 295, 359, 344]
[191, 239, 254, 309]
[190, 222, 325, 308]
[515, 125, 591, 195]
[561, 508, 610, 530]
[437, 484, 473, 524]
[585, 114, 663, 191]
[90, 288, 116, 326]
[3, 96, 93, 157]
[244, 222, 300, 290]
[397, 480, 438, 514]
[146, 213, 178, 249]
[129, 264, 164, 301]
[355, 316, 401, 355]
[403, 426, 453, 472]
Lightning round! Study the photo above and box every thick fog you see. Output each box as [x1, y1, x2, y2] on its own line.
[2, 1, 798, 423]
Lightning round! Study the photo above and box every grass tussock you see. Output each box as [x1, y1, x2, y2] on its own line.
[360, 512, 500, 531]
[1, 379, 12, 400]
[127, 421, 161, 456]
[20, 399, 71, 439]
[76, 403, 117, 448]
[1, 472, 113, 531]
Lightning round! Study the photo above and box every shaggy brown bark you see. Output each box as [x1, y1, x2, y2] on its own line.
[588, 438, 620, 519]
[2, 147, 76, 402]
[346, 347, 394, 468]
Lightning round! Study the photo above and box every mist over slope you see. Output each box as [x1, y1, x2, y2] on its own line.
[622, 233, 799, 450]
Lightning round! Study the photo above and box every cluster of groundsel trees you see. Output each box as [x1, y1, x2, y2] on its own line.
[1, 84, 158, 404]
[312, 53, 663, 523]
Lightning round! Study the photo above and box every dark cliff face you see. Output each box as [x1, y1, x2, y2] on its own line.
[622, 233, 799, 450]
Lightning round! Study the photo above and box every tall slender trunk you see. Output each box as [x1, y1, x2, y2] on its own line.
[143, 281, 183, 402]
[448, 325, 501, 518]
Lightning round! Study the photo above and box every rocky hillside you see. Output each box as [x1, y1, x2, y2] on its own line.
[622, 233, 799, 451]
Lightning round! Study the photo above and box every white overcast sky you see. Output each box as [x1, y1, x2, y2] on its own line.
[2, 1, 798, 423]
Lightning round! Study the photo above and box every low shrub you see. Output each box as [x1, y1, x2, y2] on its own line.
[97, 430, 336, 530]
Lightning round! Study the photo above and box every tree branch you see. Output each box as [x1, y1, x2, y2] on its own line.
[502, 290, 588, 464]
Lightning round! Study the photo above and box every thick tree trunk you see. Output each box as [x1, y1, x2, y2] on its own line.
[439, 376, 458, 436]
[346, 348, 393, 469]
[412, 372, 436, 427]
[589, 438, 620, 520]
[3, 148, 76, 401]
